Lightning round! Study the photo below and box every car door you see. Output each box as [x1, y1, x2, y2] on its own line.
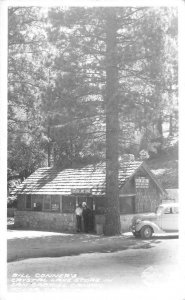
[171, 206, 179, 231]
[161, 206, 178, 232]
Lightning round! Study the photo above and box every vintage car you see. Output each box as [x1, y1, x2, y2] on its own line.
[131, 202, 178, 239]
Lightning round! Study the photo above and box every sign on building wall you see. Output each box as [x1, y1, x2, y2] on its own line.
[135, 177, 149, 188]
[51, 203, 60, 211]
[71, 188, 92, 194]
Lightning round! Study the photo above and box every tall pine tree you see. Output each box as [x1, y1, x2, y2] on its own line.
[46, 7, 177, 235]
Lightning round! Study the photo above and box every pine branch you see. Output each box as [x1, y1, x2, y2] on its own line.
[9, 80, 41, 88]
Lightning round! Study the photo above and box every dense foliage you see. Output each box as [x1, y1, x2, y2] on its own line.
[8, 7, 48, 178]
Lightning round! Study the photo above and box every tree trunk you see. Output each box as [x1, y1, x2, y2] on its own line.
[104, 9, 121, 236]
[48, 125, 51, 167]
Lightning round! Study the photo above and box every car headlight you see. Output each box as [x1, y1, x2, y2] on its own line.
[135, 219, 142, 225]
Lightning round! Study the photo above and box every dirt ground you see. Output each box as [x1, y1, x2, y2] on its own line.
[7, 228, 184, 299]
[7, 228, 162, 262]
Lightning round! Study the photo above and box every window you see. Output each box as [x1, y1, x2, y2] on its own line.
[51, 196, 60, 212]
[43, 195, 51, 210]
[62, 196, 76, 213]
[172, 206, 179, 214]
[32, 196, 43, 211]
[25, 195, 31, 209]
[119, 196, 135, 214]
[164, 207, 171, 214]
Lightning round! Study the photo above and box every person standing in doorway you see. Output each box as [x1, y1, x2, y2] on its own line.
[75, 203, 83, 232]
[82, 202, 91, 233]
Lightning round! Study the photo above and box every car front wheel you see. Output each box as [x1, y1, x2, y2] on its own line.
[133, 232, 141, 238]
[140, 225, 153, 239]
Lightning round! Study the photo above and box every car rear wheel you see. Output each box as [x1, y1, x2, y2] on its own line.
[140, 225, 153, 239]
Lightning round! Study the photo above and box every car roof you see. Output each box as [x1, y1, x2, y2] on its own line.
[159, 202, 178, 207]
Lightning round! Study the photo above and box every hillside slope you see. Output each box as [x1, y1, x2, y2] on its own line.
[147, 155, 178, 189]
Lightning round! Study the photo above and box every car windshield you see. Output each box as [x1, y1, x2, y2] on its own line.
[156, 206, 164, 215]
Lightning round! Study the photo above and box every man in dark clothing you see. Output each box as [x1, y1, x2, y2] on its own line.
[82, 202, 91, 233]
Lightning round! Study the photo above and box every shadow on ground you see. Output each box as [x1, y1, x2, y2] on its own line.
[7, 228, 178, 263]
[150, 235, 178, 240]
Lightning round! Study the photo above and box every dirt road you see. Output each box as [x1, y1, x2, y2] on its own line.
[7, 229, 184, 298]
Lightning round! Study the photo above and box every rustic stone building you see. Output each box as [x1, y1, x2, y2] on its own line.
[15, 161, 166, 233]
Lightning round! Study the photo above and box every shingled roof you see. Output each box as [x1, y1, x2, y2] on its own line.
[16, 161, 165, 195]
[17, 161, 146, 195]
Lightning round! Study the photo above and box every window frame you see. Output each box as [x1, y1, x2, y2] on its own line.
[51, 196, 60, 212]
[164, 207, 172, 214]
[32, 195, 43, 211]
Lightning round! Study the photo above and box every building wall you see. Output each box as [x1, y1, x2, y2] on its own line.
[119, 171, 162, 214]
[135, 184, 161, 213]
[134, 169, 162, 213]
[14, 210, 76, 233]
[122, 168, 163, 213]
[95, 214, 133, 232]
[7, 208, 17, 217]
[14, 210, 136, 233]
[119, 177, 135, 195]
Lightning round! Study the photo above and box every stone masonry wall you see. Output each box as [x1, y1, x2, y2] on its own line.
[14, 211, 76, 233]
[14, 211, 146, 234]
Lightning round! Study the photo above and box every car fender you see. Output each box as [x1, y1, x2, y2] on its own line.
[136, 220, 163, 233]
